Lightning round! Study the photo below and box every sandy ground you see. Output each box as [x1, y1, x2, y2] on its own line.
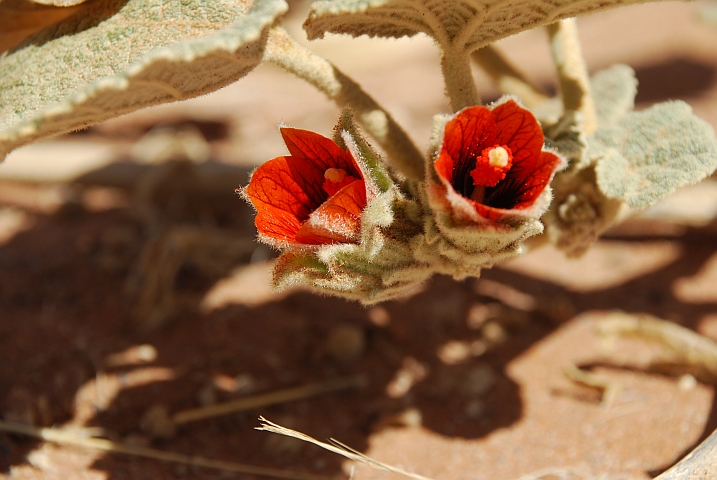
[1, 1, 717, 479]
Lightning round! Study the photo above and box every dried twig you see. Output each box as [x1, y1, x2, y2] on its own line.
[257, 417, 435, 480]
[0, 420, 340, 480]
[173, 376, 366, 425]
[563, 364, 621, 405]
[598, 312, 717, 383]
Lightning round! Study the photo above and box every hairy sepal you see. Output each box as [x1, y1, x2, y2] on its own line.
[417, 182, 543, 279]
[334, 108, 395, 193]
[542, 166, 625, 258]
[272, 186, 431, 304]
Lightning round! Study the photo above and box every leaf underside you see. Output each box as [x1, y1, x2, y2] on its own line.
[304, 0, 678, 49]
[593, 101, 717, 209]
[0, 0, 288, 161]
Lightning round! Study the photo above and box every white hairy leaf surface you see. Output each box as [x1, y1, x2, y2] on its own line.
[593, 101, 717, 209]
[0, 0, 288, 161]
[304, 0, 678, 50]
[590, 64, 638, 129]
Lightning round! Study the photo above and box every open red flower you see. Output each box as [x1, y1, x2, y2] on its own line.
[242, 128, 367, 247]
[434, 99, 565, 221]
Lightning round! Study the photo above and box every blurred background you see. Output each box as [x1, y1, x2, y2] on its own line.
[1, 1, 717, 479]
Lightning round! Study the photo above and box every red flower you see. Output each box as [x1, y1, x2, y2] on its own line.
[242, 128, 367, 246]
[434, 99, 564, 220]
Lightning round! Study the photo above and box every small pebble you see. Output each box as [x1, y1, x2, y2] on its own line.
[386, 357, 427, 398]
[678, 374, 697, 391]
[464, 399, 486, 419]
[3, 386, 35, 426]
[460, 364, 497, 397]
[467, 303, 502, 329]
[437, 340, 471, 365]
[326, 324, 366, 364]
[368, 306, 391, 326]
[196, 382, 217, 407]
[140, 404, 176, 439]
[482, 321, 508, 345]
[372, 407, 423, 431]
[104, 344, 157, 367]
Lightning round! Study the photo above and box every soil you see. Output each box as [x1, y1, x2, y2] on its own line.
[2, 2, 717, 480]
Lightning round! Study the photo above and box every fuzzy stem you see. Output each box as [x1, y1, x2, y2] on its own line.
[471, 45, 550, 108]
[441, 46, 481, 112]
[547, 18, 597, 134]
[264, 27, 424, 181]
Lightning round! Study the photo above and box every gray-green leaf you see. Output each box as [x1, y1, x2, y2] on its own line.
[591, 64, 637, 128]
[304, 0, 674, 51]
[592, 101, 717, 209]
[0, 0, 288, 162]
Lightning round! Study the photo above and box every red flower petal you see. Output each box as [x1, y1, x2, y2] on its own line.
[471, 202, 503, 221]
[492, 100, 544, 178]
[436, 106, 499, 194]
[281, 128, 360, 177]
[254, 209, 302, 242]
[296, 180, 366, 244]
[511, 150, 564, 208]
[245, 128, 369, 246]
[245, 156, 319, 220]
[432, 99, 563, 220]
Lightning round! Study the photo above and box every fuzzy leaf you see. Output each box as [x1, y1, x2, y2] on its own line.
[304, 0, 674, 50]
[0, 0, 288, 161]
[592, 101, 717, 209]
[591, 64, 637, 128]
[537, 64, 637, 168]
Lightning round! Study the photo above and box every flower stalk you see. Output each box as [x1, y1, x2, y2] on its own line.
[471, 46, 550, 108]
[441, 46, 481, 112]
[547, 18, 597, 134]
[264, 26, 424, 180]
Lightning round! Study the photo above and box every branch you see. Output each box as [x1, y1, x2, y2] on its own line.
[547, 18, 597, 134]
[264, 26, 425, 180]
[471, 45, 550, 108]
[440, 45, 481, 111]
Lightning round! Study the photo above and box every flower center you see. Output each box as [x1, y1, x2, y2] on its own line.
[323, 168, 359, 197]
[487, 146, 511, 168]
[469, 145, 513, 203]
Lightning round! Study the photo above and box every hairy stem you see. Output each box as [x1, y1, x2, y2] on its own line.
[264, 26, 424, 181]
[547, 18, 596, 134]
[471, 45, 550, 108]
[441, 46, 481, 112]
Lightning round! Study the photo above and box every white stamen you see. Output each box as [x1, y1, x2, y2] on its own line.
[324, 168, 347, 183]
[488, 147, 509, 168]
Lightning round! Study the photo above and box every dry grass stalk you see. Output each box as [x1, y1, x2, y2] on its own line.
[256, 417, 435, 480]
[0, 419, 340, 480]
[173, 375, 366, 424]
